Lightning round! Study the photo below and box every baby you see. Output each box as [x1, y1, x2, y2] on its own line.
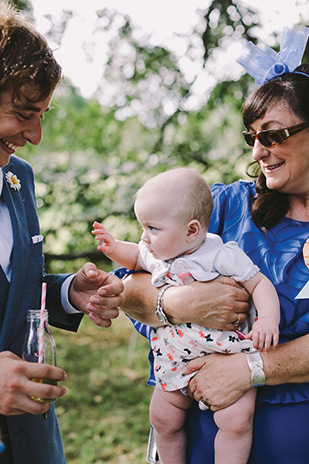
[92, 168, 280, 464]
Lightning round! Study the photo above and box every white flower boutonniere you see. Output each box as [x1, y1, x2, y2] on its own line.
[5, 171, 21, 191]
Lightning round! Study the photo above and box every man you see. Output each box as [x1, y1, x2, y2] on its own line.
[0, 3, 122, 462]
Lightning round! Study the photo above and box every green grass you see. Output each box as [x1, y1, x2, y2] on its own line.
[53, 313, 153, 463]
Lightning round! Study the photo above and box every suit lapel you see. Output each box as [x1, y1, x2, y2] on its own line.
[0, 163, 30, 349]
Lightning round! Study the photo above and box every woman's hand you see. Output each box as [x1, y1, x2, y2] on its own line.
[184, 353, 251, 411]
[185, 334, 309, 412]
[165, 276, 250, 330]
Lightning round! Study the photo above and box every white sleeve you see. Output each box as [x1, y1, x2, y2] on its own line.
[60, 274, 82, 314]
[214, 241, 260, 282]
[137, 241, 153, 272]
[137, 241, 170, 287]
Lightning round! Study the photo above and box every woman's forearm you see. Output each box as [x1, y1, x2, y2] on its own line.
[263, 334, 309, 385]
[121, 273, 250, 330]
[121, 273, 160, 325]
[186, 334, 309, 411]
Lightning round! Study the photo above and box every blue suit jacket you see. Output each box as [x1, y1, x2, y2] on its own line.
[1, 155, 83, 463]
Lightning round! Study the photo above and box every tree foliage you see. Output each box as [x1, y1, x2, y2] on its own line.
[201, 0, 259, 62]
[19, 1, 308, 272]
[8, 0, 29, 11]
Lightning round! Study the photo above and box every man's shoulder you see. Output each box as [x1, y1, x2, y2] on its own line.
[8, 155, 34, 183]
[10, 154, 32, 170]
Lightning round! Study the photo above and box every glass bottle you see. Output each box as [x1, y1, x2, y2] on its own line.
[22, 309, 57, 403]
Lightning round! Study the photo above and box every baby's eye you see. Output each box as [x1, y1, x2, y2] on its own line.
[149, 226, 158, 231]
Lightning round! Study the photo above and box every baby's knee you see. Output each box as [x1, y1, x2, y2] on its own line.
[150, 407, 174, 436]
[214, 406, 254, 436]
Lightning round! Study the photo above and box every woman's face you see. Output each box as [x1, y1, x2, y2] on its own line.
[250, 102, 309, 197]
[0, 86, 51, 167]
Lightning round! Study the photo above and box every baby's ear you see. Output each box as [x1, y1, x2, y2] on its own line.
[186, 219, 201, 241]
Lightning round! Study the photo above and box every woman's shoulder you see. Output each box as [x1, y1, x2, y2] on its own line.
[210, 180, 256, 199]
[209, 181, 257, 236]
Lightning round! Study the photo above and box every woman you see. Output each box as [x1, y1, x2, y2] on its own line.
[92, 28, 309, 463]
[183, 57, 309, 463]
[0, 3, 122, 463]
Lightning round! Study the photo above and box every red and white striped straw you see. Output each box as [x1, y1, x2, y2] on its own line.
[38, 282, 47, 363]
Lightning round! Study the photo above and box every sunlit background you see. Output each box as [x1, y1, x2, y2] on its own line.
[9, 2, 309, 461]
[18, 0, 308, 269]
[31, 0, 308, 101]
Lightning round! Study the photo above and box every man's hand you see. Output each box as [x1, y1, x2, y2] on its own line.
[0, 352, 67, 416]
[69, 262, 123, 327]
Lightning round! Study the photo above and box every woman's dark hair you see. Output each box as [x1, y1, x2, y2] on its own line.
[242, 63, 309, 231]
[0, 2, 62, 102]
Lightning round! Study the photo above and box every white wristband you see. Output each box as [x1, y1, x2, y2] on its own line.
[246, 351, 266, 387]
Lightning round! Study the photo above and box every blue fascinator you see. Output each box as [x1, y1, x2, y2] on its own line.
[237, 26, 309, 86]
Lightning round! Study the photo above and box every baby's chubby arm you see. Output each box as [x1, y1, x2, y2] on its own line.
[92, 221, 142, 271]
[242, 272, 280, 352]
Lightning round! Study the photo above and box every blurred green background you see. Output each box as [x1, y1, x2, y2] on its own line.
[8, 0, 309, 462]
[53, 314, 152, 463]
[15, 0, 308, 275]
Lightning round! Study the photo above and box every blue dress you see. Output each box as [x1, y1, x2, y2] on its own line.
[130, 180, 309, 463]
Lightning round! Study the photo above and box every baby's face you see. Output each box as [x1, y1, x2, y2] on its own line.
[134, 195, 190, 261]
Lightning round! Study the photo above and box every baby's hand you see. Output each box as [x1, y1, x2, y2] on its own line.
[245, 317, 279, 352]
[92, 221, 116, 255]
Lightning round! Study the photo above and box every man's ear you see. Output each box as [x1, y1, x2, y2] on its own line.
[186, 219, 201, 242]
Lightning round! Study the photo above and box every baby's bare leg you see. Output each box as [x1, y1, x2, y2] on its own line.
[149, 387, 192, 464]
[214, 388, 257, 464]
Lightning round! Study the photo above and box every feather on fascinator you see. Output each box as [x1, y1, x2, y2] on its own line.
[237, 26, 309, 86]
